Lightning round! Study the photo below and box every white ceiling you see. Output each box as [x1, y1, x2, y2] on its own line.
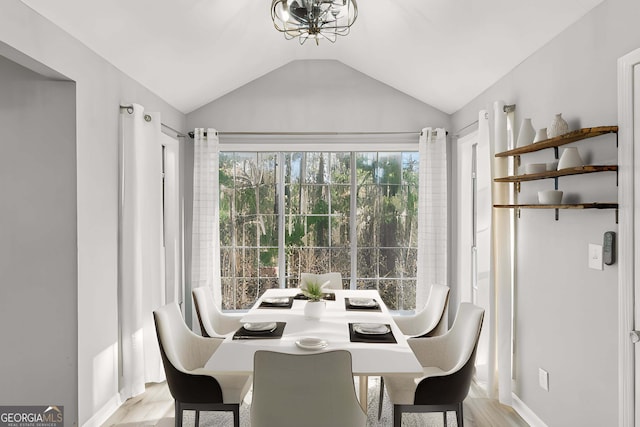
[20, 0, 603, 115]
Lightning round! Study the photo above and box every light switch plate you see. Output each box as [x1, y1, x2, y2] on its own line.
[538, 368, 549, 391]
[589, 243, 603, 270]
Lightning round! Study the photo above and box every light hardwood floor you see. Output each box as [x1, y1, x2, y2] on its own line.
[102, 379, 528, 427]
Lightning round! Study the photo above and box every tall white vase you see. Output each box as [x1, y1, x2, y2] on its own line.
[548, 113, 569, 138]
[516, 118, 535, 148]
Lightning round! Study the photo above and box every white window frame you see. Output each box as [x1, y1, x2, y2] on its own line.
[219, 134, 420, 300]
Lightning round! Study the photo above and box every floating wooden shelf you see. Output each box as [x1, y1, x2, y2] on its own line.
[494, 203, 618, 210]
[494, 165, 618, 183]
[495, 126, 618, 158]
[493, 125, 618, 221]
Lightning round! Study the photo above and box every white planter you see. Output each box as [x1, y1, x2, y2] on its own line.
[304, 301, 326, 320]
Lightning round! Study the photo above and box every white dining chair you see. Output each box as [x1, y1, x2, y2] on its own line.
[392, 284, 450, 338]
[300, 272, 343, 290]
[379, 284, 451, 419]
[250, 350, 367, 427]
[192, 286, 243, 337]
[382, 302, 485, 427]
[153, 302, 251, 427]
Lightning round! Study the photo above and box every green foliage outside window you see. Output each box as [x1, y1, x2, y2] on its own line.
[218, 151, 419, 311]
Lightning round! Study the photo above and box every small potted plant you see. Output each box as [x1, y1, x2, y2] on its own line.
[302, 281, 326, 319]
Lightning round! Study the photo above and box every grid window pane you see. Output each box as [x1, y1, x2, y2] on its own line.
[219, 150, 419, 310]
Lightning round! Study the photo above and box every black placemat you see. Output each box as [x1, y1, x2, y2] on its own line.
[293, 292, 336, 301]
[258, 297, 294, 309]
[348, 323, 397, 343]
[344, 298, 381, 312]
[233, 322, 287, 340]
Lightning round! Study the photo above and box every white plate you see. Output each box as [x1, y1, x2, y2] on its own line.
[263, 297, 290, 304]
[353, 323, 389, 335]
[349, 298, 377, 307]
[296, 337, 328, 350]
[244, 322, 277, 332]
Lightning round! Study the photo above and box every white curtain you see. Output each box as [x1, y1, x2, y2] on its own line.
[475, 102, 514, 404]
[191, 129, 222, 306]
[119, 104, 165, 399]
[490, 101, 514, 404]
[416, 127, 448, 309]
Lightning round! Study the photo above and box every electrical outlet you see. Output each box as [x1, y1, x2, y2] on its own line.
[538, 368, 549, 391]
[589, 243, 603, 270]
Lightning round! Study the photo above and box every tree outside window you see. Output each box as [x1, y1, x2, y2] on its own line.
[218, 151, 419, 311]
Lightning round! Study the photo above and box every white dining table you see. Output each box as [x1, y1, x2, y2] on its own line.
[204, 288, 423, 410]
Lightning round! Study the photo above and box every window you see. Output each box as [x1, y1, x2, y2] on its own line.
[218, 150, 419, 311]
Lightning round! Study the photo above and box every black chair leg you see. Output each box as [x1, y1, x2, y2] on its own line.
[194, 410, 199, 427]
[393, 404, 402, 427]
[174, 401, 182, 427]
[456, 402, 464, 427]
[233, 405, 240, 427]
[443, 410, 447, 426]
[378, 377, 385, 419]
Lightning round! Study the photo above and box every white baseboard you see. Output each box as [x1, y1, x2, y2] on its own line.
[81, 394, 122, 427]
[511, 393, 548, 427]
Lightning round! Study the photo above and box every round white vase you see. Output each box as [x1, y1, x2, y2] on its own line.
[516, 118, 535, 148]
[548, 113, 569, 138]
[557, 147, 584, 169]
[304, 301, 326, 320]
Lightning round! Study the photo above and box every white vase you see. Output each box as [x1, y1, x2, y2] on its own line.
[516, 118, 535, 148]
[557, 147, 584, 169]
[533, 127, 548, 143]
[548, 113, 569, 138]
[304, 300, 326, 320]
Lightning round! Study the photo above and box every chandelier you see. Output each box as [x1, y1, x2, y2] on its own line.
[271, 0, 358, 45]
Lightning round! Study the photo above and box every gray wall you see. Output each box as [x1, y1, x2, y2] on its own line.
[185, 58, 452, 323]
[0, 2, 187, 425]
[187, 59, 451, 132]
[0, 55, 77, 422]
[451, 0, 640, 425]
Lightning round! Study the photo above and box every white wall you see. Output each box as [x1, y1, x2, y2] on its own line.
[452, 0, 640, 425]
[0, 54, 77, 420]
[0, 2, 187, 425]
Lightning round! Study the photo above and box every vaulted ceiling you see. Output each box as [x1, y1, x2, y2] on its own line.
[20, 0, 603, 115]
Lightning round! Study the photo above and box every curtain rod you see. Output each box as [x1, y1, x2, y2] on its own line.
[119, 104, 187, 138]
[455, 120, 479, 136]
[454, 104, 516, 136]
[187, 130, 448, 138]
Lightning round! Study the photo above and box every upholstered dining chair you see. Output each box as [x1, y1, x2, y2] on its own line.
[250, 350, 367, 427]
[378, 284, 451, 419]
[300, 272, 343, 290]
[392, 284, 451, 338]
[381, 302, 485, 427]
[192, 286, 243, 337]
[153, 302, 251, 427]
